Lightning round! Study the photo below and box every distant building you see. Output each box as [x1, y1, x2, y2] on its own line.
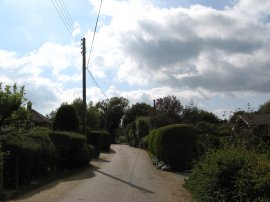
[27, 101, 51, 128]
[233, 114, 270, 137]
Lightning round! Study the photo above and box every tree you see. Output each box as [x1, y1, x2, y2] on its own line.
[123, 103, 153, 126]
[182, 101, 220, 124]
[151, 95, 183, 128]
[258, 100, 270, 114]
[97, 97, 129, 143]
[0, 83, 26, 129]
[86, 102, 100, 130]
[154, 95, 183, 117]
[52, 104, 79, 132]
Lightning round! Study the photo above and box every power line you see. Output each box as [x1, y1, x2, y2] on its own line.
[86, 68, 108, 99]
[86, 0, 103, 69]
[86, 0, 107, 99]
[50, 0, 80, 43]
[58, 0, 82, 41]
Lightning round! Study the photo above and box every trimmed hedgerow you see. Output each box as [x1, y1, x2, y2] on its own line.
[148, 124, 198, 171]
[86, 130, 111, 157]
[1, 131, 54, 188]
[49, 131, 92, 169]
[185, 147, 270, 201]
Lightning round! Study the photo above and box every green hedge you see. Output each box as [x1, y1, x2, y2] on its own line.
[86, 130, 111, 157]
[1, 130, 55, 188]
[148, 124, 197, 171]
[185, 147, 270, 201]
[49, 131, 92, 169]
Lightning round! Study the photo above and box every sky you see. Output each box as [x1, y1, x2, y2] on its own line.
[0, 0, 270, 119]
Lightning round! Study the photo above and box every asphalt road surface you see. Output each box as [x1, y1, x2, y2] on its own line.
[10, 145, 194, 202]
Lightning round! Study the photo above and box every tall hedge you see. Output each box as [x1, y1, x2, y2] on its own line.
[86, 130, 111, 157]
[52, 104, 79, 132]
[49, 131, 92, 169]
[0, 130, 55, 188]
[148, 124, 197, 171]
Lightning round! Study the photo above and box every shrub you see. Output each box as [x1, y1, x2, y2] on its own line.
[149, 124, 197, 171]
[1, 132, 43, 187]
[49, 131, 91, 169]
[196, 133, 220, 157]
[86, 130, 111, 156]
[28, 127, 55, 175]
[195, 121, 218, 135]
[52, 104, 79, 132]
[135, 116, 150, 138]
[185, 147, 270, 201]
[148, 129, 158, 155]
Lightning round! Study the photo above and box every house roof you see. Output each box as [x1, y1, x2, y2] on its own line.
[237, 114, 270, 126]
[31, 109, 51, 124]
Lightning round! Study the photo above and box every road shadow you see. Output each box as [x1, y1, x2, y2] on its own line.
[10, 165, 96, 201]
[93, 167, 154, 194]
[102, 148, 116, 154]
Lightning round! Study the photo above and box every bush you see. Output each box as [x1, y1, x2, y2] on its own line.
[1, 131, 51, 188]
[148, 124, 197, 171]
[49, 131, 92, 169]
[52, 104, 79, 132]
[195, 121, 218, 135]
[28, 127, 55, 175]
[196, 133, 220, 157]
[185, 147, 270, 201]
[136, 117, 150, 138]
[86, 130, 111, 156]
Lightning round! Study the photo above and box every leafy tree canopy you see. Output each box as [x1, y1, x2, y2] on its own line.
[0, 83, 26, 127]
[258, 99, 270, 114]
[123, 103, 153, 126]
[97, 97, 129, 143]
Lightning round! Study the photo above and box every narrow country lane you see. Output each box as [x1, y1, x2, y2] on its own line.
[9, 145, 194, 202]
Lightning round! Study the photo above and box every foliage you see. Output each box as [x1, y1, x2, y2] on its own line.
[258, 99, 270, 114]
[28, 127, 55, 175]
[182, 101, 220, 124]
[52, 104, 79, 132]
[97, 97, 129, 143]
[1, 130, 55, 188]
[151, 95, 183, 128]
[196, 133, 220, 156]
[154, 95, 183, 118]
[49, 131, 92, 169]
[0, 83, 26, 128]
[86, 130, 111, 156]
[185, 147, 270, 201]
[123, 103, 153, 126]
[148, 124, 198, 171]
[194, 121, 218, 135]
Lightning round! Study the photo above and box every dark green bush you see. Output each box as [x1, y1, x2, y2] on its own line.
[28, 127, 55, 175]
[86, 130, 111, 154]
[100, 131, 111, 151]
[148, 124, 197, 171]
[185, 147, 270, 201]
[136, 116, 150, 138]
[49, 131, 91, 169]
[148, 129, 158, 155]
[195, 121, 218, 135]
[196, 133, 220, 156]
[52, 104, 79, 132]
[1, 132, 44, 187]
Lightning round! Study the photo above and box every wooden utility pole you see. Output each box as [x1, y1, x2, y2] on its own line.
[82, 38, 86, 135]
